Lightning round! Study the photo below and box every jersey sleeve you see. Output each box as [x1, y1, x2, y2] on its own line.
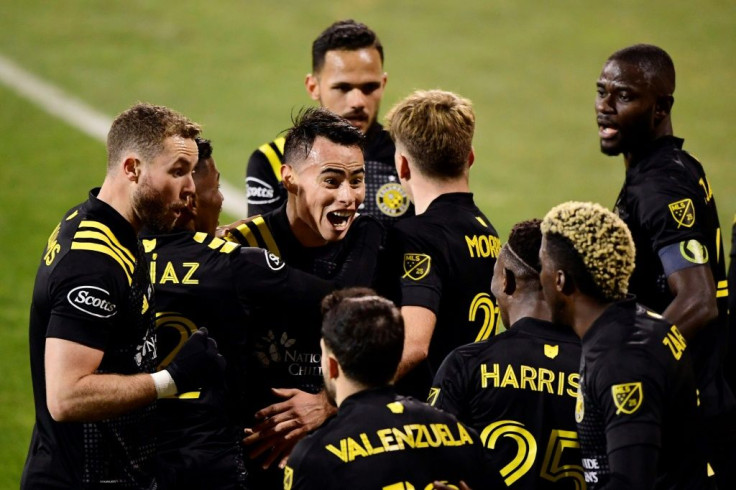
[246, 148, 285, 216]
[46, 250, 129, 350]
[232, 247, 334, 312]
[592, 350, 664, 453]
[389, 223, 443, 313]
[284, 437, 326, 490]
[429, 348, 470, 417]
[634, 173, 707, 253]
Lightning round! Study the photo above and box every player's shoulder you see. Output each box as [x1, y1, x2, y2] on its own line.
[250, 135, 286, 161]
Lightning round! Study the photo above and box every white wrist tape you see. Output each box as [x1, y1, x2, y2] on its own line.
[150, 370, 178, 398]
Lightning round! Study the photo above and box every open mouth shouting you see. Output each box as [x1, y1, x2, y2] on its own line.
[326, 209, 355, 231]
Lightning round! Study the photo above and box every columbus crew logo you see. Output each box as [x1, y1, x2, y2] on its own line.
[376, 182, 410, 217]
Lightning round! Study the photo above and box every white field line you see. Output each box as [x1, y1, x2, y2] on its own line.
[0, 53, 248, 217]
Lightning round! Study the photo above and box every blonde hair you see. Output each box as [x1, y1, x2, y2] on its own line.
[541, 201, 635, 301]
[385, 89, 474, 179]
[107, 102, 201, 170]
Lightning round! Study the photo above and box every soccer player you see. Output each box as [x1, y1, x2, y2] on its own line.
[224, 107, 384, 487]
[596, 44, 736, 485]
[246, 19, 413, 225]
[284, 288, 502, 490]
[430, 219, 583, 489]
[539, 201, 710, 489]
[21, 103, 225, 488]
[382, 89, 501, 397]
[141, 137, 338, 489]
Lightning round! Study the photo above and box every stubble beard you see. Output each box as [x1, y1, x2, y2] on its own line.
[132, 179, 186, 234]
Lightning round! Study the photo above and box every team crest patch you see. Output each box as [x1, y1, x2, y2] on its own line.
[612, 382, 643, 415]
[680, 239, 709, 264]
[283, 466, 293, 490]
[544, 344, 559, 359]
[575, 388, 584, 423]
[142, 238, 156, 253]
[376, 182, 410, 217]
[402, 253, 431, 280]
[427, 387, 440, 406]
[668, 199, 695, 228]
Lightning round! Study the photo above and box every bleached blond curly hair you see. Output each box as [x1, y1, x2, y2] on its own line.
[541, 201, 635, 301]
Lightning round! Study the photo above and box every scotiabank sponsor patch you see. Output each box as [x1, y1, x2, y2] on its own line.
[67, 285, 117, 318]
[246, 177, 279, 204]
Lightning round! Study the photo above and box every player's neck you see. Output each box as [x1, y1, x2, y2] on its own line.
[507, 294, 551, 326]
[97, 176, 141, 232]
[335, 379, 372, 407]
[411, 177, 470, 215]
[570, 295, 612, 339]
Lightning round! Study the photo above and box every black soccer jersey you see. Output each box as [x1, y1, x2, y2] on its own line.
[140, 229, 336, 489]
[430, 318, 583, 490]
[245, 123, 414, 226]
[284, 387, 500, 490]
[224, 203, 383, 403]
[613, 136, 733, 418]
[577, 299, 708, 489]
[22, 189, 157, 489]
[384, 192, 501, 395]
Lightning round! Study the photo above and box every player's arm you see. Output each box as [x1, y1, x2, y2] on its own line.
[658, 240, 717, 339]
[243, 389, 336, 470]
[663, 264, 717, 340]
[394, 305, 436, 382]
[602, 444, 658, 489]
[45, 337, 156, 422]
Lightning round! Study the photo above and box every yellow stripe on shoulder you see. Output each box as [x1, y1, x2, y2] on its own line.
[79, 221, 136, 263]
[66, 209, 79, 221]
[208, 237, 226, 250]
[235, 223, 260, 248]
[193, 232, 208, 243]
[220, 241, 239, 254]
[70, 241, 133, 285]
[258, 138, 285, 183]
[252, 216, 281, 256]
[73, 230, 135, 275]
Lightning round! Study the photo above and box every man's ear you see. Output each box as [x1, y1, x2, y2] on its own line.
[503, 268, 517, 296]
[281, 165, 298, 194]
[305, 73, 320, 101]
[327, 355, 340, 381]
[396, 153, 411, 180]
[467, 147, 475, 169]
[557, 269, 574, 295]
[655, 95, 674, 122]
[122, 157, 140, 182]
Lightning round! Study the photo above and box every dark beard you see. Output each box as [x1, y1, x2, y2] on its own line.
[132, 181, 185, 234]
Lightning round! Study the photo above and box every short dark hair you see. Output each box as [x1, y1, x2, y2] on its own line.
[194, 137, 213, 177]
[321, 288, 404, 388]
[608, 44, 676, 94]
[312, 20, 384, 73]
[499, 219, 542, 282]
[283, 107, 365, 166]
[107, 102, 200, 170]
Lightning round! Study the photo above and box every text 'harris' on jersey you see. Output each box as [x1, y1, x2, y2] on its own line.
[480, 362, 580, 398]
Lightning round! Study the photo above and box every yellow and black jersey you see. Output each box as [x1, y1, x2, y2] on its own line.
[383, 192, 501, 396]
[614, 136, 732, 419]
[23, 188, 157, 489]
[245, 123, 414, 226]
[140, 228, 336, 489]
[578, 299, 708, 489]
[728, 219, 736, 393]
[284, 387, 503, 490]
[430, 318, 582, 490]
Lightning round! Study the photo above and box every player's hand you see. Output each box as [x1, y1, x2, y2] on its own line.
[242, 388, 337, 469]
[432, 481, 471, 490]
[165, 327, 226, 393]
[215, 216, 255, 239]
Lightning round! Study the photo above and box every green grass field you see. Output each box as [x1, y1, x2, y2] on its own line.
[1, 1, 734, 485]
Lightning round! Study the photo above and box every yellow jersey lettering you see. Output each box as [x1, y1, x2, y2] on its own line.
[457, 423, 473, 446]
[663, 325, 687, 360]
[464, 234, 501, 258]
[501, 364, 520, 389]
[537, 368, 555, 394]
[325, 439, 348, 463]
[159, 261, 179, 284]
[567, 373, 580, 398]
[347, 436, 369, 461]
[182, 262, 200, 285]
[377, 428, 401, 452]
[480, 363, 499, 388]
[394, 426, 415, 449]
[520, 365, 538, 391]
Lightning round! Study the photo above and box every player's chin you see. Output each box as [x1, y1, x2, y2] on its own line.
[599, 140, 623, 156]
